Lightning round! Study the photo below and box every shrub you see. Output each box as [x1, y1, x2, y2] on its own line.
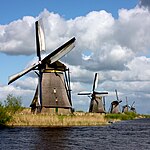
[4, 94, 23, 114]
[0, 102, 12, 126]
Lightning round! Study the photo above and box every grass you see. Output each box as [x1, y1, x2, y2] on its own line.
[1, 95, 150, 127]
[8, 110, 108, 127]
[104, 112, 150, 121]
[5, 108, 150, 127]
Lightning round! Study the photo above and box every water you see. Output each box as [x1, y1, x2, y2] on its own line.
[0, 118, 150, 150]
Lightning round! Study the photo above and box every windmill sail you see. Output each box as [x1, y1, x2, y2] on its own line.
[92, 73, 98, 92]
[8, 63, 38, 85]
[35, 20, 46, 57]
[78, 91, 92, 95]
[42, 37, 75, 64]
[8, 37, 76, 85]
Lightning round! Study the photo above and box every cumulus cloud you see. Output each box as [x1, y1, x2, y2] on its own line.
[0, 16, 35, 55]
[1, 6, 150, 113]
[0, 83, 34, 106]
[1, 8, 150, 71]
[139, 0, 150, 10]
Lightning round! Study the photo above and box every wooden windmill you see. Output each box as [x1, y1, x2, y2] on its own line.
[122, 97, 136, 113]
[122, 96, 130, 113]
[130, 101, 136, 113]
[8, 20, 76, 113]
[78, 73, 108, 113]
[109, 89, 122, 113]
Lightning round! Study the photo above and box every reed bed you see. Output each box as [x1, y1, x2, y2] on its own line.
[8, 111, 109, 127]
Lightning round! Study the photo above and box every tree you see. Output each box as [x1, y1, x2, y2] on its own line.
[4, 94, 23, 114]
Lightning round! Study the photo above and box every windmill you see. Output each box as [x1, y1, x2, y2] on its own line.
[130, 101, 136, 113]
[8, 20, 76, 113]
[78, 73, 108, 113]
[122, 97, 136, 113]
[109, 89, 122, 113]
[122, 96, 130, 113]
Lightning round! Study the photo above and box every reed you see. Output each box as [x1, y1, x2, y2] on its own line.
[6, 108, 150, 127]
[7, 109, 108, 127]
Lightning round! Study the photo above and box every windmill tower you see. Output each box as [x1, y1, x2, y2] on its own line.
[122, 96, 130, 113]
[30, 61, 73, 114]
[78, 73, 108, 113]
[8, 20, 76, 113]
[109, 89, 122, 113]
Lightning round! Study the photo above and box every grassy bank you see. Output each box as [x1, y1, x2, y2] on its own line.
[1, 95, 150, 127]
[7, 109, 150, 127]
[105, 112, 138, 120]
[1, 108, 149, 127]
[7, 111, 108, 127]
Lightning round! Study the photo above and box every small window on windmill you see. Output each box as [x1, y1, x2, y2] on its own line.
[53, 88, 56, 94]
[55, 97, 58, 103]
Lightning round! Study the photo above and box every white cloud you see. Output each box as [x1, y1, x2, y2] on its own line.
[1, 6, 150, 113]
[0, 16, 35, 55]
[115, 7, 150, 53]
[0, 83, 34, 106]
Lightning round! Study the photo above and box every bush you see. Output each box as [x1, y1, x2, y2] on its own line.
[0, 94, 24, 126]
[4, 94, 23, 114]
[0, 102, 12, 126]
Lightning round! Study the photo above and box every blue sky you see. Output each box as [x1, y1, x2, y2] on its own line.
[1, 0, 138, 24]
[0, 0, 139, 84]
[1, 0, 150, 114]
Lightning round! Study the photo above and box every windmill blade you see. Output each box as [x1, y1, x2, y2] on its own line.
[92, 73, 98, 92]
[94, 91, 108, 95]
[78, 91, 92, 95]
[8, 63, 38, 85]
[131, 101, 135, 107]
[42, 37, 76, 65]
[35, 20, 46, 58]
[8, 37, 76, 85]
[118, 100, 122, 103]
[126, 96, 128, 106]
[115, 89, 119, 101]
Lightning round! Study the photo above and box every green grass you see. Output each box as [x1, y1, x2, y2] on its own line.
[105, 112, 138, 120]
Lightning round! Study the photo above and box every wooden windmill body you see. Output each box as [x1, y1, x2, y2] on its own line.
[78, 73, 108, 113]
[30, 61, 73, 113]
[122, 99, 136, 113]
[109, 89, 122, 114]
[122, 97, 130, 113]
[8, 20, 76, 113]
[89, 94, 106, 113]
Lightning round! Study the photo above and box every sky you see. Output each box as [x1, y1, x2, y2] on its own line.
[0, 0, 150, 114]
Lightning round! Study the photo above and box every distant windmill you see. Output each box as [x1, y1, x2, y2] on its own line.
[122, 96, 130, 113]
[78, 73, 108, 113]
[122, 97, 136, 113]
[130, 101, 136, 113]
[8, 20, 76, 113]
[109, 89, 122, 113]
